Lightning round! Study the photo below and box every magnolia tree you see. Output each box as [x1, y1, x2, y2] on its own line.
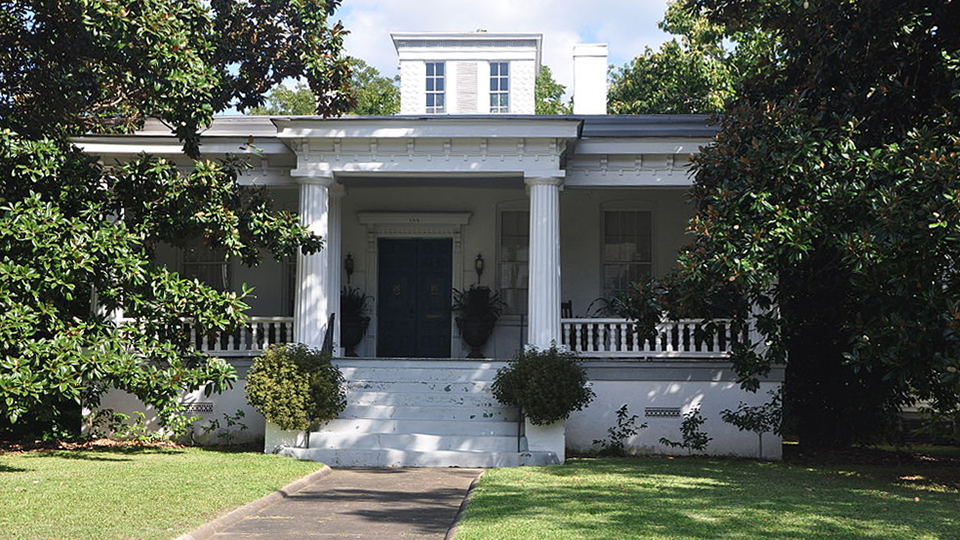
[677, 0, 960, 446]
[0, 0, 353, 436]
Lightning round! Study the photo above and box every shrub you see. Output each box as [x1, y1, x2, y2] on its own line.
[659, 408, 712, 453]
[720, 389, 782, 459]
[492, 344, 595, 425]
[245, 344, 346, 431]
[593, 404, 647, 456]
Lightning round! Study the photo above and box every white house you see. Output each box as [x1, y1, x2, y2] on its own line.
[81, 32, 783, 466]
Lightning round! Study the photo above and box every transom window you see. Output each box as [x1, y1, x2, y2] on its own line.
[425, 62, 445, 114]
[602, 210, 652, 299]
[489, 62, 509, 113]
[499, 210, 529, 315]
[182, 243, 231, 292]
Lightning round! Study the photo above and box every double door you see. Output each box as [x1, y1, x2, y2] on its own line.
[376, 238, 452, 358]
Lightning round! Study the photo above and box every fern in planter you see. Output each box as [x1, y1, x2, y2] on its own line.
[245, 344, 346, 431]
[492, 344, 595, 425]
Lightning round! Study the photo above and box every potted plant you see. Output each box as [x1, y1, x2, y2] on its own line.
[452, 285, 505, 358]
[340, 286, 371, 357]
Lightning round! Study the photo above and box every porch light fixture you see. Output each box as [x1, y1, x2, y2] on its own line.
[474, 253, 485, 284]
[344, 253, 355, 284]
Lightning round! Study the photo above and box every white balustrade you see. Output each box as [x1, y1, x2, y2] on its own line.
[560, 318, 751, 359]
[189, 316, 296, 355]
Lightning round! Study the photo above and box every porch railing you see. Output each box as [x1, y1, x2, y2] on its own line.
[561, 318, 752, 359]
[187, 316, 295, 355]
[118, 316, 296, 356]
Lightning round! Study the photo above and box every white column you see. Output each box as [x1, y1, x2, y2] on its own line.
[294, 177, 334, 348]
[526, 176, 563, 348]
[328, 184, 344, 356]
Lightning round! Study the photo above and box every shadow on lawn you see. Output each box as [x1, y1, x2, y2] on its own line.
[21, 445, 185, 462]
[0, 463, 31, 472]
[462, 457, 959, 540]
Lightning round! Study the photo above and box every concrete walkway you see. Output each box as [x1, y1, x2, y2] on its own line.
[207, 468, 482, 539]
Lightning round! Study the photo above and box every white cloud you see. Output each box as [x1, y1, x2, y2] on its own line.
[336, 0, 672, 92]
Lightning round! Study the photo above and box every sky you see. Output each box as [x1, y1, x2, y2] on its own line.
[336, 0, 674, 92]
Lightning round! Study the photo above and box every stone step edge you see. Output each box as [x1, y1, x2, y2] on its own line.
[278, 447, 560, 468]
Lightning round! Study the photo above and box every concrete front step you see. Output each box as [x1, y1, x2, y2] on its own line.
[307, 432, 521, 452]
[345, 380, 493, 394]
[345, 390, 501, 407]
[316, 418, 518, 437]
[340, 404, 520, 422]
[280, 447, 559, 468]
[337, 364, 508, 383]
[288, 359, 530, 468]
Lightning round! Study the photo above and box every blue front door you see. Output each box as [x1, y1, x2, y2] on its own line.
[377, 238, 452, 358]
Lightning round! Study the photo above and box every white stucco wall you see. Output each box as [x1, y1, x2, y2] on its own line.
[91, 376, 266, 446]
[567, 378, 782, 459]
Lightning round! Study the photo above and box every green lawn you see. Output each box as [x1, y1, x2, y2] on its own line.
[0, 446, 322, 540]
[454, 456, 960, 540]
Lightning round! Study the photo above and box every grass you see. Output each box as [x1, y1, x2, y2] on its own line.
[0, 445, 322, 540]
[454, 456, 960, 540]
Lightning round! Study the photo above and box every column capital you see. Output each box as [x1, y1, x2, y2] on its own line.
[328, 182, 346, 198]
[294, 174, 336, 187]
[524, 175, 564, 187]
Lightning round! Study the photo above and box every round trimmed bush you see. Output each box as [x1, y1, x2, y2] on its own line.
[245, 344, 346, 431]
[492, 345, 595, 425]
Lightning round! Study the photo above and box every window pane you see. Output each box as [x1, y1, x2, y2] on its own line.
[426, 63, 434, 76]
[436, 94, 444, 107]
[436, 63, 444, 75]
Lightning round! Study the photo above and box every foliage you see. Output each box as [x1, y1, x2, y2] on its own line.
[535, 66, 571, 115]
[250, 58, 399, 116]
[0, 447, 323, 540]
[592, 404, 646, 456]
[245, 344, 345, 431]
[340, 286, 372, 318]
[346, 58, 401, 116]
[720, 390, 782, 459]
[197, 409, 249, 445]
[492, 345, 595, 425]
[659, 408, 712, 453]
[452, 285, 506, 321]
[598, 277, 666, 342]
[678, 0, 960, 447]
[0, 0, 350, 437]
[607, 0, 773, 114]
[912, 407, 960, 447]
[248, 82, 317, 115]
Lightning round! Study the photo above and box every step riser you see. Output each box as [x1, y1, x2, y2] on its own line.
[345, 391, 501, 407]
[340, 405, 519, 422]
[338, 367, 503, 383]
[308, 433, 520, 452]
[281, 447, 559, 468]
[316, 418, 518, 436]
[345, 381, 493, 394]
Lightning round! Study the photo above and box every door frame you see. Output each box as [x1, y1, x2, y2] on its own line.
[358, 212, 472, 357]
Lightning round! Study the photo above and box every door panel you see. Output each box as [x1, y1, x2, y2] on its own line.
[377, 238, 452, 357]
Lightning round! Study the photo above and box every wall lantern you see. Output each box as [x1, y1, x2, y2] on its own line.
[344, 253, 355, 284]
[474, 253, 485, 284]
